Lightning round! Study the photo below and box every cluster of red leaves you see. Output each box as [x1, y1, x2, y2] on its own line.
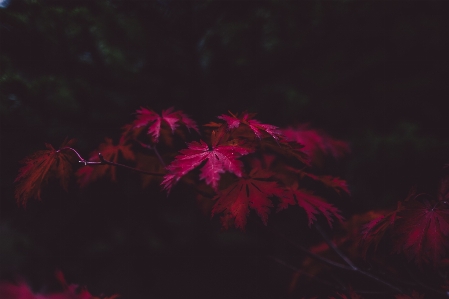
[0, 270, 118, 299]
[163, 111, 349, 229]
[76, 107, 194, 188]
[14, 139, 77, 206]
[14, 108, 449, 297]
[14, 109, 349, 230]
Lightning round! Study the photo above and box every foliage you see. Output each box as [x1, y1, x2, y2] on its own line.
[2, 1, 449, 298]
[10, 107, 449, 298]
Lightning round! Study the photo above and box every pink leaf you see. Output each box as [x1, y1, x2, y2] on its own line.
[133, 107, 198, 142]
[282, 126, 350, 165]
[162, 140, 253, 192]
[218, 112, 282, 140]
[279, 185, 344, 227]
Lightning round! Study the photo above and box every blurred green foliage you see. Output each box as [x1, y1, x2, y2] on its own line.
[1, 1, 448, 298]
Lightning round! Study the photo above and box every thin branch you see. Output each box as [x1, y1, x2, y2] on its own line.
[57, 147, 85, 163]
[267, 228, 353, 271]
[313, 223, 404, 294]
[267, 225, 404, 293]
[97, 153, 164, 176]
[272, 256, 394, 296]
[152, 146, 166, 168]
[59, 146, 164, 176]
[314, 223, 357, 270]
[136, 141, 166, 168]
[271, 256, 342, 289]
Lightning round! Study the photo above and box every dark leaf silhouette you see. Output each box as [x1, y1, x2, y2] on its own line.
[212, 168, 281, 229]
[14, 139, 76, 206]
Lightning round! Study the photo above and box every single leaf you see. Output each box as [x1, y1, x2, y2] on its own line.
[132, 107, 198, 142]
[360, 202, 402, 257]
[278, 184, 344, 227]
[211, 168, 282, 229]
[282, 126, 350, 166]
[14, 139, 76, 206]
[394, 199, 449, 266]
[162, 139, 252, 192]
[260, 138, 310, 166]
[76, 137, 135, 187]
[218, 111, 283, 141]
[289, 168, 350, 195]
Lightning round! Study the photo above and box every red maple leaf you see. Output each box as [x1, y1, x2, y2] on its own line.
[14, 139, 77, 206]
[162, 139, 252, 192]
[393, 199, 449, 266]
[282, 125, 350, 166]
[76, 137, 135, 187]
[218, 111, 282, 140]
[278, 184, 344, 227]
[211, 168, 282, 229]
[287, 168, 350, 195]
[360, 202, 403, 257]
[132, 107, 198, 142]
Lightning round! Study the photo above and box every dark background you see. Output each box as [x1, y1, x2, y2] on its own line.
[1, 1, 449, 298]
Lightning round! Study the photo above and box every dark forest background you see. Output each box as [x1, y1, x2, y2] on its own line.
[1, 1, 449, 298]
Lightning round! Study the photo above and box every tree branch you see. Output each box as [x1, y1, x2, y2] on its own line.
[314, 223, 358, 270]
[58, 147, 164, 176]
[313, 223, 404, 294]
[267, 225, 404, 294]
[97, 153, 164, 176]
